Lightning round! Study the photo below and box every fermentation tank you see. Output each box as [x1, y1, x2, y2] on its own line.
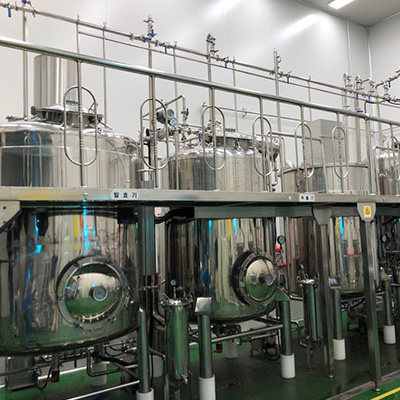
[0, 55, 140, 355]
[165, 131, 279, 322]
[284, 163, 369, 295]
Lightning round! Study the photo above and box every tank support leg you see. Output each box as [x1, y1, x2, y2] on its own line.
[313, 206, 335, 378]
[195, 298, 216, 400]
[383, 277, 396, 344]
[277, 290, 295, 379]
[137, 308, 154, 400]
[358, 203, 382, 391]
[393, 266, 400, 321]
[332, 289, 346, 360]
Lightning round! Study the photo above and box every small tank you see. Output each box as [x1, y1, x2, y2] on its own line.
[165, 129, 279, 322]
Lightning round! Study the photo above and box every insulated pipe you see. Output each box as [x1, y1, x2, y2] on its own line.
[197, 309, 216, 400]
[332, 289, 346, 361]
[198, 314, 213, 379]
[278, 293, 295, 379]
[137, 308, 153, 397]
[383, 277, 396, 344]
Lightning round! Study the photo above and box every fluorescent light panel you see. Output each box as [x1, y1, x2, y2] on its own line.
[328, 0, 355, 10]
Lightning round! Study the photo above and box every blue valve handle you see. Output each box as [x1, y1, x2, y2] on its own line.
[151, 28, 155, 37]
[8, 5, 11, 17]
[164, 45, 167, 54]
[23, 0, 27, 4]
[389, 80, 391, 88]
[224, 60, 228, 68]
[142, 36, 151, 41]
[206, 39, 214, 44]
[186, 108, 189, 116]
[287, 76, 290, 84]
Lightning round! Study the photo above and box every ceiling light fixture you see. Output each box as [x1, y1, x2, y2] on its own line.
[328, 0, 355, 10]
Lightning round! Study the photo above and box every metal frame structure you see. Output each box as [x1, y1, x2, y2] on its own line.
[1, 4, 400, 397]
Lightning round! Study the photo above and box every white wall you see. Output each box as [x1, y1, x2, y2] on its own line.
[368, 14, 400, 125]
[0, 0, 371, 142]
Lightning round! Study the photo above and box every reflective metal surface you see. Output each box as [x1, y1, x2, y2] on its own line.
[167, 218, 277, 322]
[34, 55, 77, 109]
[161, 296, 191, 383]
[0, 120, 138, 188]
[284, 165, 368, 294]
[165, 134, 278, 322]
[0, 208, 139, 355]
[166, 132, 278, 191]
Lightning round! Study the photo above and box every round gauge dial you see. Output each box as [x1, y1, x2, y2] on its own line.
[91, 285, 108, 302]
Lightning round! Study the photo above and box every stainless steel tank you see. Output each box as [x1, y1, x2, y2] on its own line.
[0, 55, 140, 355]
[284, 164, 369, 295]
[0, 208, 139, 355]
[165, 132, 279, 322]
[0, 119, 137, 188]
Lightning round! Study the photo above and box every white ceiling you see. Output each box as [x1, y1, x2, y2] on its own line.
[298, 0, 400, 26]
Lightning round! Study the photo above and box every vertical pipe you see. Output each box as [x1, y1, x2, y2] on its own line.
[302, 280, 318, 343]
[332, 289, 343, 341]
[76, 60, 85, 187]
[259, 98, 267, 192]
[314, 211, 335, 378]
[365, 120, 377, 195]
[273, 49, 282, 133]
[173, 47, 179, 120]
[232, 60, 239, 132]
[382, 277, 396, 344]
[336, 113, 345, 194]
[393, 266, 400, 321]
[279, 300, 293, 356]
[198, 314, 213, 379]
[307, 77, 313, 122]
[332, 288, 346, 361]
[102, 26, 108, 125]
[278, 293, 295, 379]
[359, 207, 382, 390]
[22, 8, 29, 118]
[137, 308, 152, 396]
[210, 87, 217, 188]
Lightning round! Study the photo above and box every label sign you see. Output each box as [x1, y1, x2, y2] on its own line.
[110, 190, 140, 200]
[363, 205, 372, 218]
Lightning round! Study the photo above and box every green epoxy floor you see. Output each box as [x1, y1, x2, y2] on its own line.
[2, 327, 400, 399]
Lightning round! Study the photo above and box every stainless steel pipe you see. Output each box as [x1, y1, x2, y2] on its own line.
[0, 36, 399, 127]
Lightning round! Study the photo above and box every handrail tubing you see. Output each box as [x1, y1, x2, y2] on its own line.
[0, 36, 400, 127]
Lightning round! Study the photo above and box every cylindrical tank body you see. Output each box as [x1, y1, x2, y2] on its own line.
[0, 207, 139, 355]
[284, 164, 369, 295]
[34, 55, 78, 109]
[0, 56, 141, 355]
[163, 297, 191, 383]
[165, 133, 278, 323]
[377, 150, 400, 265]
[0, 120, 138, 188]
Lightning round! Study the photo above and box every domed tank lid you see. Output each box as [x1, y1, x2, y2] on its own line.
[56, 257, 130, 329]
[232, 251, 277, 306]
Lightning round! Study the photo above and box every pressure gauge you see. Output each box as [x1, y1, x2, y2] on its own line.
[91, 285, 108, 302]
[277, 235, 286, 246]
